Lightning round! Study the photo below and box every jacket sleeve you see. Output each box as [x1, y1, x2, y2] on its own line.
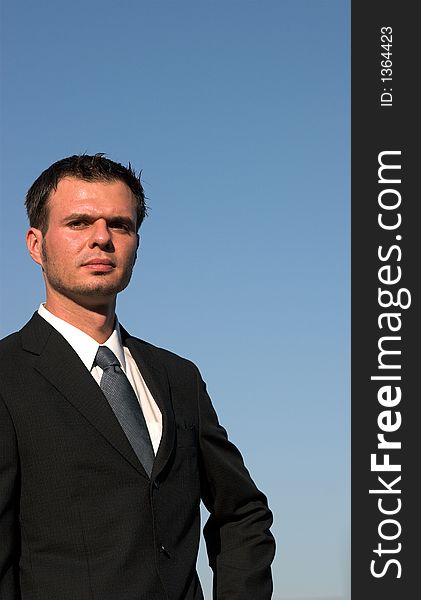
[0, 395, 20, 599]
[196, 368, 276, 600]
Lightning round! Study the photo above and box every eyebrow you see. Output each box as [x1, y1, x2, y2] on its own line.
[63, 213, 136, 228]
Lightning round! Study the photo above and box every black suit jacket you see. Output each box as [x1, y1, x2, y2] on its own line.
[0, 313, 275, 600]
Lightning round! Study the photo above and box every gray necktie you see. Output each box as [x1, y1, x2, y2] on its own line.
[95, 346, 155, 477]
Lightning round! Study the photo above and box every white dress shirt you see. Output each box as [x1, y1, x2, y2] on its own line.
[38, 304, 162, 454]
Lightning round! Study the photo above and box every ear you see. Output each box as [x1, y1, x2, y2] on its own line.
[26, 227, 45, 267]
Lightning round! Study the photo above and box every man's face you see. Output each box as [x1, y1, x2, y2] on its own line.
[27, 177, 139, 307]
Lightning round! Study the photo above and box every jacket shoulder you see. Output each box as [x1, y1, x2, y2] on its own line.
[134, 337, 197, 366]
[0, 313, 52, 364]
[123, 332, 201, 379]
[0, 329, 23, 357]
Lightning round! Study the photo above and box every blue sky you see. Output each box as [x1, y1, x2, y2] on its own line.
[0, 1, 350, 598]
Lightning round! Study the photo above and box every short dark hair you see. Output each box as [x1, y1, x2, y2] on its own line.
[25, 153, 147, 234]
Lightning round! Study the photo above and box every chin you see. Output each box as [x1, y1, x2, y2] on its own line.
[81, 276, 132, 297]
[47, 270, 133, 301]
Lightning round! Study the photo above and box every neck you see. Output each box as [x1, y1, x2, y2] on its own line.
[44, 292, 117, 343]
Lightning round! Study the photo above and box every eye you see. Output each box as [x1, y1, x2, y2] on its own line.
[68, 219, 89, 228]
[110, 221, 131, 231]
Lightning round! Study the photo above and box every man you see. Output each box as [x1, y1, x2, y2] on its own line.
[0, 154, 275, 600]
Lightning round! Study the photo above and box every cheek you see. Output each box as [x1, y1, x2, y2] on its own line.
[120, 242, 138, 267]
[55, 232, 85, 251]
[43, 233, 85, 264]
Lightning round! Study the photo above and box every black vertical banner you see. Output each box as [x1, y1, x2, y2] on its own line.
[352, 2, 418, 599]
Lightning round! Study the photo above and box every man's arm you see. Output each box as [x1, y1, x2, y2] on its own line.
[0, 395, 20, 598]
[196, 369, 275, 600]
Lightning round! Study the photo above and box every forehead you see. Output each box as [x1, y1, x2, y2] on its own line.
[48, 177, 136, 216]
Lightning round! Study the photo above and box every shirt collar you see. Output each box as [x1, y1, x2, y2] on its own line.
[38, 303, 126, 372]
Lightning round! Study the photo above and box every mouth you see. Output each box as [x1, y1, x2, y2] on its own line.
[82, 258, 116, 272]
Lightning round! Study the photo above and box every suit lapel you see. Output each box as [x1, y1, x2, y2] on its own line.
[21, 314, 149, 478]
[121, 329, 176, 480]
[21, 313, 177, 481]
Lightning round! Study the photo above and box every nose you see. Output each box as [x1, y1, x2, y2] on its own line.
[88, 219, 114, 250]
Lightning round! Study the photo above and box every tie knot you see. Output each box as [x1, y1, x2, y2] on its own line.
[95, 346, 120, 371]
